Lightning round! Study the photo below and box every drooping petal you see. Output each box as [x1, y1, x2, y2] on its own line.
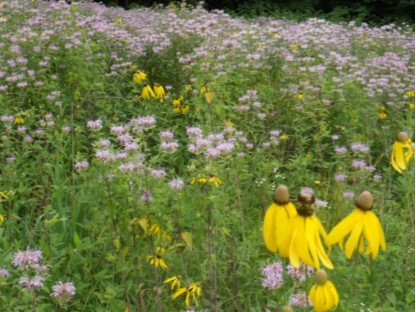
[279, 217, 295, 258]
[345, 219, 364, 259]
[312, 217, 333, 269]
[327, 209, 362, 246]
[295, 217, 316, 268]
[289, 218, 301, 268]
[391, 141, 407, 173]
[362, 211, 380, 259]
[305, 217, 321, 269]
[326, 281, 339, 309]
[275, 205, 295, 252]
[284, 202, 298, 218]
[373, 212, 386, 251]
[263, 204, 279, 252]
[313, 285, 327, 312]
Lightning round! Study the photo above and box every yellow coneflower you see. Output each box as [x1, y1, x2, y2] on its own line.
[309, 269, 339, 312]
[141, 84, 156, 100]
[280, 134, 289, 141]
[391, 131, 414, 173]
[263, 185, 297, 253]
[378, 111, 387, 120]
[208, 176, 221, 188]
[14, 117, 24, 125]
[171, 283, 201, 308]
[294, 92, 303, 100]
[146, 247, 168, 270]
[153, 83, 165, 102]
[405, 90, 415, 97]
[280, 191, 333, 269]
[164, 275, 181, 290]
[327, 191, 386, 259]
[116, 18, 122, 24]
[204, 91, 214, 104]
[133, 71, 147, 83]
[180, 104, 190, 115]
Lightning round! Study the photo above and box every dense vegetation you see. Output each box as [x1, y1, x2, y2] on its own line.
[0, 0, 414, 311]
[103, 0, 415, 26]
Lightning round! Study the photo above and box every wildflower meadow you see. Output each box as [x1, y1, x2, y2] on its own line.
[0, 0, 414, 311]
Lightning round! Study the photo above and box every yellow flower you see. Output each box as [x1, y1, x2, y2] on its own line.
[391, 131, 414, 173]
[290, 44, 298, 50]
[204, 92, 214, 104]
[378, 111, 387, 120]
[409, 103, 415, 110]
[309, 269, 339, 312]
[200, 86, 210, 94]
[184, 85, 192, 92]
[327, 191, 386, 259]
[280, 192, 333, 269]
[0, 213, 4, 225]
[405, 90, 415, 97]
[164, 276, 181, 290]
[172, 96, 183, 107]
[280, 134, 289, 141]
[208, 176, 221, 188]
[263, 186, 297, 253]
[171, 283, 201, 307]
[314, 180, 321, 186]
[141, 84, 156, 100]
[116, 18, 122, 24]
[153, 83, 165, 102]
[146, 247, 168, 270]
[180, 105, 190, 115]
[14, 117, 24, 125]
[294, 93, 303, 100]
[133, 71, 147, 83]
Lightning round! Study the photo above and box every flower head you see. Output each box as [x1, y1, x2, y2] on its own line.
[391, 131, 414, 173]
[279, 192, 333, 269]
[327, 191, 386, 259]
[263, 185, 297, 253]
[261, 261, 284, 290]
[133, 71, 147, 83]
[171, 283, 201, 308]
[51, 281, 76, 302]
[309, 269, 339, 312]
[141, 84, 156, 100]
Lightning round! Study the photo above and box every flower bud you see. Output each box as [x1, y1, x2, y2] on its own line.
[314, 269, 328, 285]
[274, 185, 290, 204]
[356, 191, 373, 210]
[397, 131, 409, 142]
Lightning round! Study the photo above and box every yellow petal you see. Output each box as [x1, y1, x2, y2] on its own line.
[312, 217, 333, 269]
[392, 141, 407, 173]
[372, 212, 386, 251]
[345, 218, 364, 259]
[295, 217, 316, 268]
[327, 209, 362, 246]
[279, 217, 294, 258]
[305, 216, 321, 269]
[263, 204, 279, 252]
[362, 212, 379, 258]
[313, 285, 327, 311]
[171, 287, 187, 299]
[185, 291, 191, 307]
[289, 218, 301, 268]
[284, 202, 298, 218]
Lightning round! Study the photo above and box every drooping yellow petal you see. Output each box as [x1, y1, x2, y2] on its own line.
[371, 211, 386, 251]
[284, 202, 298, 218]
[275, 204, 297, 251]
[391, 141, 407, 173]
[312, 217, 333, 269]
[171, 287, 187, 299]
[305, 216, 321, 269]
[362, 211, 379, 259]
[289, 218, 301, 268]
[278, 214, 295, 258]
[327, 281, 339, 308]
[263, 204, 279, 252]
[313, 285, 327, 311]
[327, 209, 362, 245]
[345, 219, 364, 259]
[295, 217, 316, 268]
